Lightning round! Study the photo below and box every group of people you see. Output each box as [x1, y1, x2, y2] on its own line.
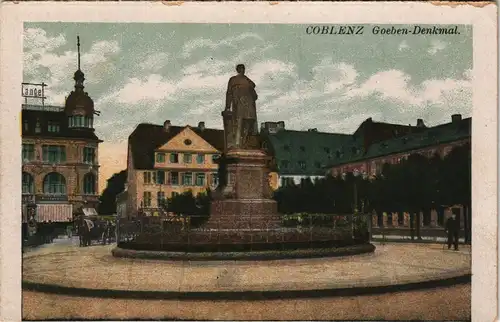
[77, 217, 116, 247]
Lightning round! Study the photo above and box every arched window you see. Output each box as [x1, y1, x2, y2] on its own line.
[22, 172, 34, 194]
[83, 173, 96, 195]
[43, 172, 66, 195]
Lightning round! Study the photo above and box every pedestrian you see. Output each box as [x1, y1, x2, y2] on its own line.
[445, 213, 460, 251]
[66, 224, 73, 238]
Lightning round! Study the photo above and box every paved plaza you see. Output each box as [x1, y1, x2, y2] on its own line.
[23, 240, 471, 320]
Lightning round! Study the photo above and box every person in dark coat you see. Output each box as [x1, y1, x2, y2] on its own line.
[445, 214, 460, 251]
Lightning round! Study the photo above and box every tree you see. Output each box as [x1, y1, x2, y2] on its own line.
[98, 170, 127, 215]
[440, 143, 472, 243]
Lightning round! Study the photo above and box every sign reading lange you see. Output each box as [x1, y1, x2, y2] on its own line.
[22, 82, 46, 99]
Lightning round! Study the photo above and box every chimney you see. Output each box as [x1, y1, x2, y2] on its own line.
[451, 114, 462, 124]
[198, 121, 205, 131]
[262, 121, 278, 133]
[416, 119, 426, 128]
[163, 120, 171, 131]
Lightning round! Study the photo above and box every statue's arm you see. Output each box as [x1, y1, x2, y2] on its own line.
[225, 78, 233, 110]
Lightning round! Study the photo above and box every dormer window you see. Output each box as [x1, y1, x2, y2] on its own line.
[35, 119, 41, 133]
[69, 115, 93, 129]
[23, 120, 29, 131]
[48, 121, 60, 133]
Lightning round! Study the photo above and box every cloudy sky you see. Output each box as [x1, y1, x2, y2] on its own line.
[24, 23, 472, 192]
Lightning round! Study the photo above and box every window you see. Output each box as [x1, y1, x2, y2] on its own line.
[170, 153, 179, 163]
[212, 154, 220, 163]
[23, 120, 29, 131]
[68, 115, 93, 128]
[156, 170, 165, 184]
[42, 145, 66, 163]
[156, 153, 166, 163]
[182, 172, 193, 185]
[336, 150, 341, 158]
[35, 119, 41, 133]
[196, 154, 205, 164]
[183, 153, 192, 164]
[83, 173, 96, 195]
[22, 144, 35, 162]
[299, 146, 306, 152]
[280, 160, 289, 169]
[143, 171, 152, 184]
[43, 172, 66, 195]
[298, 161, 306, 170]
[83, 147, 95, 164]
[211, 173, 218, 186]
[157, 191, 166, 207]
[48, 121, 60, 133]
[143, 192, 152, 207]
[170, 171, 179, 185]
[22, 172, 34, 194]
[195, 173, 205, 186]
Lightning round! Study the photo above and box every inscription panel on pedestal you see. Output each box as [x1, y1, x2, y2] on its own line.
[237, 168, 263, 199]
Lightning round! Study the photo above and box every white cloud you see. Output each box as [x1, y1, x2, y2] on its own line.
[428, 39, 447, 55]
[345, 69, 471, 109]
[181, 33, 263, 58]
[24, 28, 66, 54]
[139, 52, 170, 72]
[24, 28, 121, 105]
[398, 40, 410, 51]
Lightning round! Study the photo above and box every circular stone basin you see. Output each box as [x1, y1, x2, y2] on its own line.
[114, 228, 374, 260]
[112, 243, 375, 261]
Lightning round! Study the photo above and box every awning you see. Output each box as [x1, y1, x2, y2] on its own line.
[83, 208, 98, 217]
[36, 204, 73, 223]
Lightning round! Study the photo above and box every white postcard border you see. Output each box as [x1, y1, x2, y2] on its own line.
[0, 2, 497, 321]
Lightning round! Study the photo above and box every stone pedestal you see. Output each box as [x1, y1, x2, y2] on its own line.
[371, 214, 378, 228]
[205, 149, 281, 229]
[382, 212, 388, 227]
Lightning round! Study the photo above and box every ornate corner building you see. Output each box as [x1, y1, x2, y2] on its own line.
[22, 37, 102, 224]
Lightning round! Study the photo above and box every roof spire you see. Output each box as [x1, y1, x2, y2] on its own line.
[77, 35, 81, 70]
[73, 35, 85, 90]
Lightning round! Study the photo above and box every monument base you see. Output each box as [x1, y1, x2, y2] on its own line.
[206, 199, 281, 229]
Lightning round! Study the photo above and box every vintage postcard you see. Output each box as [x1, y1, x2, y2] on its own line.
[0, 2, 497, 321]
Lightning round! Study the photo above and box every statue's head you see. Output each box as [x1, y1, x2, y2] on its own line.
[236, 64, 245, 74]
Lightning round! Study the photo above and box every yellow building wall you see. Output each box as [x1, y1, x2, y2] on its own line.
[134, 127, 221, 209]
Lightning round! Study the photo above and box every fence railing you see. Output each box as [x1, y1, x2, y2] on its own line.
[116, 213, 372, 251]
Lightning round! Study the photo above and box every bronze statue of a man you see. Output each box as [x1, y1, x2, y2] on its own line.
[224, 64, 259, 149]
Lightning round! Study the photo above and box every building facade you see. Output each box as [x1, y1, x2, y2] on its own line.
[327, 114, 471, 177]
[21, 40, 101, 224]
[124, 120, 224, 218]
[260, 118, 423, 189]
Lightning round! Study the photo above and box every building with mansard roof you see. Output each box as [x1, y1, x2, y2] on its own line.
[121, 120, 224, 218]
[22, 37, 102, 226]
[325, 114, 471, 178]
[260, 118, 425, 189]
